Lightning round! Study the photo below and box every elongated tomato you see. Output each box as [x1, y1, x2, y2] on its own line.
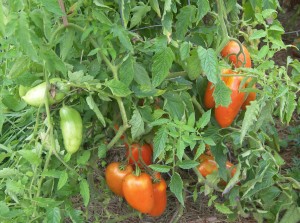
[148, 174, 167, 217]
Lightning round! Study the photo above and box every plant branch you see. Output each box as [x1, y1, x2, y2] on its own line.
[192, 96, 205, 115]
[57, 0, 68, 26]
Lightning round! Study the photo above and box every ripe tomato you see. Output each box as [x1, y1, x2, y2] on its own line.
[215, 69, 246, 128]
[241, 84, 256, 110]
[221, 40, 252, 68]
[198, 159, 236, 180]
[126, 143, 153, 166]
[204, 81, 215, 109]
[105, 162, 133, 197]
[148, 173, 167, 217]
[199, 154, 214, 163]
[122, 173, 154, 213]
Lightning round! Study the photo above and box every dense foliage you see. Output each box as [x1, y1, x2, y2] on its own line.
[0, 0, 299, 222]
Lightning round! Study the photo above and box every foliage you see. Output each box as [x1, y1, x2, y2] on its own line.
[0, 0, 299, 222]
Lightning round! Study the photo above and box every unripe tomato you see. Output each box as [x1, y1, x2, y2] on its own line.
[18, 85, 30, 97]
[59, 106, 83, 154]
[22, 78, 69, 107]
[105, 162, 133, 197]
[126, 143, 153, 167]
[215, 70, 246, 128]
[221, 41, 252, 68]
[122, 173, 154, 213]
[148, 173, 167, 217]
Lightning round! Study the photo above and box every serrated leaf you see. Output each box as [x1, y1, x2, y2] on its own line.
[178, 160, 199, 169]
[17, 12, 38, 61]
[279, 206, 300, 223]
[57, 171, 68, 190]
[180, 42, 190, 61]
[152, 47, 175, 87]
[197, 47, 219, 84]
[130, 3, 151, 29]
[106, 79, 132, 97]
[213, 80, 232, 107]
[8, 57, 30, 79]
[86, 95, 106, 127]
[134, 63, 151, 86]
[77, 151, 91, 165]
[196, 0, 210, 22]
[41, 49, 67, 76]
[18, 150, 41, 166]
[176, 139, 185, 161]
[163, 92, 185, 119]
[249, 29, 267, 40]
[0, 3, 5, 37]
[66, 206, 84, 223]
[153, 126, 168, 160]
[187, 112, 195, 127]
[92, 8, 113, 26]
[194, 142, 205, 160]
[185, 49, 202, 80]
[162, 11, 172, 37]
[41, 0, 64, 15]
[169, 172, 184, 206]
[149, 164, 171, 173]
[285, 92, 296, 124]
[32, 197, 63, 208]
[111, 25, 133, 52]
[46, 207, 61, 223]
[150, 0, 161, 17]
[80, 179, 90, 207]
[119, 55, 134, 86]
[60, 29, 75, 61]
[214, 203, 233, 214]
[129, 109, 145, 140]
[175, 5, 196, 40]
[0, 168, 20, 178]
[196, 110, 211, 129]
[240, 100, 260, 144]
[149, 118, 170, 127]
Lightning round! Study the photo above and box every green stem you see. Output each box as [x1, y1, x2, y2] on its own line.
[192, 96, 205, 115]
[167, 71, 188, 79]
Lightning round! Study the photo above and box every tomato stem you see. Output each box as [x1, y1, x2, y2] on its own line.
[191, 96, 205, 115]
[215, 0, 230, 54]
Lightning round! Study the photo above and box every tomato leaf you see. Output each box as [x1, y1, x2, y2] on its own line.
[18, 150, 41, 166]
[180, 42, 190, 61]
[149, 0, 161, 17]
[60, 29, 75, 61]
[111, 24, 133, 52]
[130, 2, 151, 29]
[149, 164, 171, 173]
[79, 179, 90, 207]
[129, 109, 145, 140]
[196, 110, 211, 129]
[46, 207, 61, 223]
[178, 160, 199, 169]
[152, 47, 175, 87]
[106, 79, 132, 97]
[285, 92, 297, 124]
[185, 49, 202, 80]
[193, 142, 205, 160]
[196, 0, 210, 23]
[213, 80, 232, 107]
[214, 203, 233, 214]
[66, 205, 84, 223]
[279, 205, 300, 223]
[57, 171, 68, 190]
[249, 29, 267, 40]
[153, 126, 168, 160]
[197, 46, 219, 84]
[240, 100, 260, 144]
[175, 5, 196, 40]
[119, 55, 135, 86]
[77, 151, 91, 165]
[86, 95, 106, 127]
[170, 172, 184, 206]
[133, 63, 151, 86]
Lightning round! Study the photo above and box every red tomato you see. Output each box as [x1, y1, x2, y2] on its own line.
[241, 84, 257, 110]
[204, 81, 215, 109]
[199, 154, 214, 163]
[126, 143, 153, 166]
[148, 173, 167, 217]
[105, 162, 133, 197]
[221, 40, 252, 68]
[122, 173, 154, 213]
[215, 70, 246, 128]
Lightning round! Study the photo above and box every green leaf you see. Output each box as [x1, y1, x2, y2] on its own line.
[249, 29, 267, 40]
[214, 203, 233, 214]
[149, 164, 171, 173]
[17, 12, 38, 61]
[254, 101, 274, 131]
[111, 25, 133, 52]
[8, 57, 30, 79]
[176, 139, 185, 161]
[86, 95, 106, 127]
[285, 92, 296, 124]
[180, 42, 190, 61]
[18, 150, 41, 166]
[0, 2, 5, 37]
[169, 172, 184, 206]
[68, 70, 94, 83]
[162, 0, 172, 36]
[178, 160, 199, 169]
[92, 8, 113, 26]
[134, 63, 151, 86]
[66, 206, 84, 223]
[279, 206, 300, 223]
[194, 142, 205, 160]
[153, 126, 168, 160]
[0, 201, 9, 215]
[0, 168, 20, 178]
[240, 100, 260, 144]
[152, 47, 175, 87]
[163, 92, 185, 119]
[196, 110, 211, 129]
[60, 29, 75, 61]
[77, 151, 91, 165]
[130, 2, 151, 29]
[185, 49, 202, 80]
[46, 207, 61, 223]
[129, 109, 145, 140]
[213, 81, 232, 107]
[196, 0, 210, 22]
[197, 47, 219, 84]
[57, 171, 68, 190]
[80, 179, 90, 207]
[106, 79, 132, 97]
[119, 55, 135, 86]
[41, 49, 67, 76]
[32, 197, 63, 208]
[149, 0, 161, 17]
[175, 5, 196, 40]
[41, 0, 64, 16]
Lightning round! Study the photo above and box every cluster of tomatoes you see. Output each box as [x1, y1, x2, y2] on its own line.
[105, 143, 167, 217]
[204, 40, 256, 128]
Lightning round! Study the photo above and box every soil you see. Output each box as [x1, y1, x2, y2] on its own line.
[71, 2, 300, 223]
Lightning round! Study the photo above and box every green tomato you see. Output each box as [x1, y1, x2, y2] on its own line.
[18, 85, 30, 97]
[22, 78, 69, 107]
[60, 106, 83, 154]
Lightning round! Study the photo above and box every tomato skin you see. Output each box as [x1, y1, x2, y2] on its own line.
[122, 173, 154, 213]
[215, 71, 246, 128]
[126, 143, 153, 166]
[148, 175, 167, 217]
[198, 159, 218, 177]
[105, 162, 133, 197]
[221, 41, 252, 68]
[204, 81, 215, 109]
[59, 106, 83, 154]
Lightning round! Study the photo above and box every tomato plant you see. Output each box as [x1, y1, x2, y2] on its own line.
[105, 162, 133, 197]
